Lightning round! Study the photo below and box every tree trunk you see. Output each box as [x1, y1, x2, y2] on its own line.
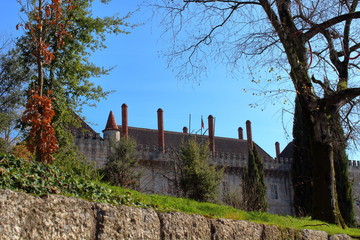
[306, 105, 345, 227]
[292, 96, 313, 217]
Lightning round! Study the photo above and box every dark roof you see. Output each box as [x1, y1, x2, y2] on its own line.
[69, 111, 99, 138]
[278, 141, 293, 159]
[122, 125, 273, 159]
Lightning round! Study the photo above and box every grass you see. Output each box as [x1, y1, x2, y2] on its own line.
[1, 153, 359, 237]
[103, 183, 360, 237]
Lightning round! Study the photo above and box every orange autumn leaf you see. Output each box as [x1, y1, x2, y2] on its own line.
[22, 89, 58, 164]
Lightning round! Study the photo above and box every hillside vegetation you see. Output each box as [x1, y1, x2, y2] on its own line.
[0, 154, 359, 237]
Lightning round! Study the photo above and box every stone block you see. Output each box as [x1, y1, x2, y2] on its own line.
[0, 189, 96, 240]
[301, 229, 328, 240]
[95, 203, 160, 239]
[210, 218, 263, 240]
[158, 211, 211, 239]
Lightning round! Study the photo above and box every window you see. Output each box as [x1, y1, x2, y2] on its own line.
[270, 184, 278, 200]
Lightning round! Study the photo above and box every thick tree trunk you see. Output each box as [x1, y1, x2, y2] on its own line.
[306, 105, 345, 227]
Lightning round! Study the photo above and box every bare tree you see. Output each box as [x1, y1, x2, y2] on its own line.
[154, 0, 360, 226]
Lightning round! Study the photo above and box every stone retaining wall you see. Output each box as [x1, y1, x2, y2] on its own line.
[0, 189, 352, 240]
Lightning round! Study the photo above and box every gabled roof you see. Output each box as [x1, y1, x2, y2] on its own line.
[68, 110, 99, 138]
[278, 141, 293, 159]
[120, 125, 273, 159]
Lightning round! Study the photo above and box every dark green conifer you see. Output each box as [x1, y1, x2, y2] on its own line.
[242, 145, 267, 212]
[292, 96, 355, 226]
[292, 96, 313, 217]
[331, 114, 355, 227]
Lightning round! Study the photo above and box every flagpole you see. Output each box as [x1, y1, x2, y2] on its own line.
[189, 114, 191, 134]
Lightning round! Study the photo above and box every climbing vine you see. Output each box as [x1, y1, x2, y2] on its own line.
[22, 90, 58, 164]
[19, 0, 74, 163]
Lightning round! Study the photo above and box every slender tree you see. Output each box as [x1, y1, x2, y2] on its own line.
[242, 145, 267, 212]
[157, 0, 360, 226]
[292, 96, 313, 217]
[20, 0, 72, 163]
[331, 113, 355, 227]
[17, 0, 134, 162]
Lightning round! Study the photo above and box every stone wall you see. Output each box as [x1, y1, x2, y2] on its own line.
[349, 165, 360, 224]
[74, 136, 360, 222]
[0, 189, 352, 240]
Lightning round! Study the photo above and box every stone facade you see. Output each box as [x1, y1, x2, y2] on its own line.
[74, 105, 360, 223]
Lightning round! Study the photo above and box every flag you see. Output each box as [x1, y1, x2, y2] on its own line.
[201, 116, 204, 129]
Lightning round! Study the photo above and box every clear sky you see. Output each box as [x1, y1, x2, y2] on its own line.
[0, 0, 322, 159]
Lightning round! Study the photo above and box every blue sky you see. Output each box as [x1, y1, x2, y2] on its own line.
[0, 0, 305, 159]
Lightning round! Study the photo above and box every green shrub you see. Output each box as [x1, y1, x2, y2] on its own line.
[0, 153, 146, 207]
[102, 137, 140, 189]
[54, 144, 103, 182]
[178, 137, 223, 202]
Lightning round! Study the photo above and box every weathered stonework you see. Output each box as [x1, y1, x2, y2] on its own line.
[0, 189, 353, 240]
[158, 211, 211, 239]
[74, 132, 360, 224]
[73, 107, 360, 225]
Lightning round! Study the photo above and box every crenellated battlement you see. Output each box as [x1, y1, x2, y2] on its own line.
[349, 160, 360, 169]
[72, 104, 360, 223]
[133, 144, 293, 173]
[74, 133, 109, 167]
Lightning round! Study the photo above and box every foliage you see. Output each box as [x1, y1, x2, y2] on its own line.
[178, 137, 223, 202]
[107, 185, 360, 237]
[102, 137, 140, 189]
[10, 142, 34, 161]
[0, 153, 146, 207]
[292, 96, 313, 217]
[16, 0, 134, 162]
[293, 96, 355, 226]
[0, 49, 32, 147]
[19, 0, 74, 162]
[222, 188, 243, 209]
[53, 144, 103, 182]
[0, 154, 359, 237]
[0, 138, 8, 154]
[22, 90, 58, 163]
[157, 0, 360, 226]
[0, 49, 31, 112]
[242, 145, 267, 212]
[331, 113, 355, 227]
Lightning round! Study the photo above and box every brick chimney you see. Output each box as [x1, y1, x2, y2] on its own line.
[238, 127, 244, 140]
[208, 115, 215, 156]
[157, 108, 165, 153]
[275, 142, 280, 159]
[121, 103, 128, 139]
[183, 126, 188, 134]
[246, 120, 253, 150]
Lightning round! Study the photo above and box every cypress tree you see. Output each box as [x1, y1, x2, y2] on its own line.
[292, 96, 313, 217]
[331, 113, 355, 227]
[242, 145, 267, 212]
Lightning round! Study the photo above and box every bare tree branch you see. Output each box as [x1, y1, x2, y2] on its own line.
[304, 11, 360, 41]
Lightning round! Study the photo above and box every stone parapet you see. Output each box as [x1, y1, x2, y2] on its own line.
[135, 144, 293, 172]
